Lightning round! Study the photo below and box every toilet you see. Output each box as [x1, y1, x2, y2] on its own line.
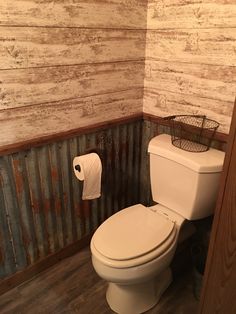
[90, 134, 225, 314]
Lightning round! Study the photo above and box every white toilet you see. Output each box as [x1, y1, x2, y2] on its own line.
[90, 134, 225, 314]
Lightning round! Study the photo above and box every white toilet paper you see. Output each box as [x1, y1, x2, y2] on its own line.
[73, 153, 102, 200]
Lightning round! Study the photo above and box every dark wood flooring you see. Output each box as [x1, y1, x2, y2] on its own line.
[0, 247, 198, 314]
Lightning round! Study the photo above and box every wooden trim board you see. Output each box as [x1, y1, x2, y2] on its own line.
[0, 113, 143, 156]
[199, 98, 236, 313]
[0, 113, 228, 156]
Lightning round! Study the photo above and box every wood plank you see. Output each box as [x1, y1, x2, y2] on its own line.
[146, 28, 236, 67]
[145, 60, 236, 103]
[143, 88, 233, 134]
[0, 27, 145, 70]
[0, 89, 142, 146]
[199, 99, 236, 314]
[0, 61, 144, 110]
[0, 0, 147, 29]
[147, 0, 236, 29]
[0, 111, 143, 157]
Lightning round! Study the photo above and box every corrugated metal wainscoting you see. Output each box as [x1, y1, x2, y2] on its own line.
[139, 119, 171, 206]
[0, 120, 142, 280]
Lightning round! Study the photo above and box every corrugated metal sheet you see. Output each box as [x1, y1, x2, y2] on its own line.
[0, 118, 225, 281]
[139, 120, 172, 205]
[0, 120, 142, 279]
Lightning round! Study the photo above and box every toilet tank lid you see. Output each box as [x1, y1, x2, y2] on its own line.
[148, 134, 225, 173]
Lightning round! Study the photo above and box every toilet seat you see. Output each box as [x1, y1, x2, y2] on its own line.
[91, 204, 177, 268]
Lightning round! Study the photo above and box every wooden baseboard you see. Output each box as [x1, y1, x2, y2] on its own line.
[0, 234, 92, 296]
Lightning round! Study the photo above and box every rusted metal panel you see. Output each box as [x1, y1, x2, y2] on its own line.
[139, 120, 160, 206]
[132, 121, 142, 205]
[37, 146, 55, 255]
[68, 138, 83, 241]
[77, 134, 89, 236]
[104, 128, 113, 219]
[48, 143, 64, 250]
[113, 126, 121, 213]
[0, 178, 16, 277]
[120, 124, 128, 210]
[11, 152, 38, 265]
[127, 123, 135, 206]
[25, 148, 50, 259]
[58, 141, 74, 245]
[0, 120, 142, 280]
[0, 155, 28, 273]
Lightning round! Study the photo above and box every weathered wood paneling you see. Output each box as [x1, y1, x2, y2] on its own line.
[145, 60, 236, 103]
[143, 88, 233, 133]
[0, 0, 147, 146]
[147, 0, 236, 29]
[145, 0, 236, 134]
[146, 28, 236, 66]
[0, 89, 143, 147]
[0, 61, 143, 110]
[0, 27, 145, 69]
[0, 0, 147, 29]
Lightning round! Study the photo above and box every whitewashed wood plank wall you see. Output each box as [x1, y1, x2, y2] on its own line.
[1, 0, 236, 147]
[0, 0, 147, 147]
[144, 0, 236, 133]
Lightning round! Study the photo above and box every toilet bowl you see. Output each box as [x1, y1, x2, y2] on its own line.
[90, 134, 225, 314]
[91, 204, 185, 313]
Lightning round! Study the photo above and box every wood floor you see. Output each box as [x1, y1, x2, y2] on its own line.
[0, 246, 198, 314]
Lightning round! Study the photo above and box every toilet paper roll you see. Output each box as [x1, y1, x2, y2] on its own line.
[73, 153, 102, 200]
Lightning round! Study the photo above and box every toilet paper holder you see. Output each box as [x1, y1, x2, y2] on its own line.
[74, 164, 81, 172]
[74, 148, 102, 173]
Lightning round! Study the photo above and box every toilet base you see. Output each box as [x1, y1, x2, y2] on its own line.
[106, 268, 172, 314]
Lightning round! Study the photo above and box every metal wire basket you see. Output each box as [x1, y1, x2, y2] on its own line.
[165, 115, 220, 152]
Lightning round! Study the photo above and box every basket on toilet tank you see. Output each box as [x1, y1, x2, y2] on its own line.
[165, 115, 219, 152]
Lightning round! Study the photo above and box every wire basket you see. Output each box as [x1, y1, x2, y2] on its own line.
[165, 115, 220, 152]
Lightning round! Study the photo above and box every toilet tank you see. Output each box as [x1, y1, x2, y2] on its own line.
[148, 134, 225, 220]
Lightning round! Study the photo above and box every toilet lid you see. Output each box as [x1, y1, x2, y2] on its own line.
[92, 204, 175, 261]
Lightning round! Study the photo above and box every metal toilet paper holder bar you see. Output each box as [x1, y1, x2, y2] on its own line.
[74, 148, 103, 173]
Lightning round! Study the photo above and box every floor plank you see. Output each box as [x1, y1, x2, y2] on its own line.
[0, 246, 198, 314]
